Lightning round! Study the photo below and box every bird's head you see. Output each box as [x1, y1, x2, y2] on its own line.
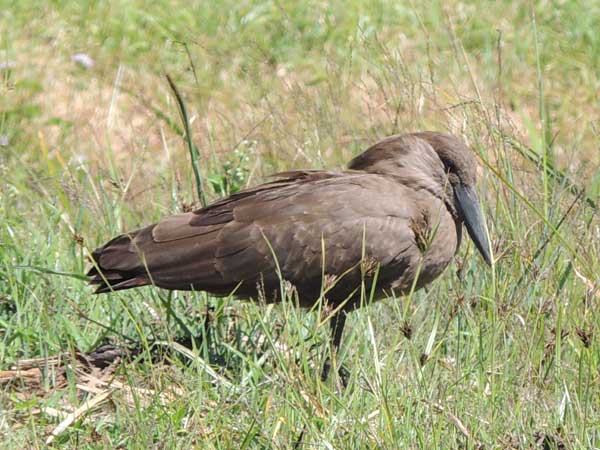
[418, 132, 492, 266]
[349, 131, 492, 266]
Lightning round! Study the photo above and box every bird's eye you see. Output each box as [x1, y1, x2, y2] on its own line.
[442, 158, 456, 173]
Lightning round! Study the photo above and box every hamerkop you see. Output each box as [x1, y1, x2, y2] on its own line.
[88, 131, 491, 382]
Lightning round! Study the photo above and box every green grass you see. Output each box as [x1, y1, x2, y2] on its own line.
[1, 1, 600, 448]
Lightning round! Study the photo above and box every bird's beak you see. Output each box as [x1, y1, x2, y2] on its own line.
[454, 185, 492, 266]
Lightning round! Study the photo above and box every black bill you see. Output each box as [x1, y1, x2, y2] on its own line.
[455, 185, 492, 266]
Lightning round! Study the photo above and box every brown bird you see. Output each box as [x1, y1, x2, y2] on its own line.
[88, 131, 491, 382]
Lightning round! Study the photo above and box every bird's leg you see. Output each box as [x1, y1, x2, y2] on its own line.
[294, 312, 348, 449]
[320, 310, 349, 387]
[293, 311, 345, 450]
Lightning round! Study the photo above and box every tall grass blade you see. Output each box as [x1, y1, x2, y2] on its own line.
[166, 74, 207, 207]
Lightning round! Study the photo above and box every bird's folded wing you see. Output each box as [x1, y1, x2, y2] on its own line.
[91, 171, 422, 295]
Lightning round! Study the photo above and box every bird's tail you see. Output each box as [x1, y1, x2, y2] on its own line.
[87, 226, 153, 294]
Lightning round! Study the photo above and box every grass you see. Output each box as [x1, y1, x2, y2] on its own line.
[1, 0, 600, 448]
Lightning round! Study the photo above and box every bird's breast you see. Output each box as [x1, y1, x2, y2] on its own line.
[386, 198, 460, 295]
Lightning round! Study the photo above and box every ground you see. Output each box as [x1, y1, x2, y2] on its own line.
[1, 1, 599, 448]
